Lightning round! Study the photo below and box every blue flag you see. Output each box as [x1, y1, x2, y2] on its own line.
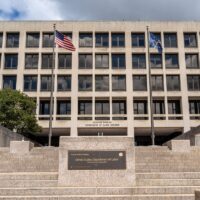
[149, 33, 163, 53]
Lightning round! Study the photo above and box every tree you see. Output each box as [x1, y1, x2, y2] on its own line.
[0, 89, 42, 136]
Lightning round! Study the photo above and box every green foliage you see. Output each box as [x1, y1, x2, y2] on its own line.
[0, 89, 42, 135]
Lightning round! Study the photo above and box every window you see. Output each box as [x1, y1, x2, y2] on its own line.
[57, 75, 71, 91]
[79, 54, 92, 69]
[134, 100, 148, 114]
[79, 33, 93, 47]
[189, 100, 200, 114]
[26, 33, 40, 48]
[25, 54, 38, 69]
[165, 54, 179, 68]
[95, 54, 109, 69]
[187, 75, 200, 91]
[184, 33, 197, 47]
[132, 54, 146, 69]
[40, 75, 53, 91]
[112, 33, 125, 47]
[6, 33, 19, 48]
[58, 54, 72, 69]
[153, 100, 165, 114]
[78, 100, 92, 114]
[132, 33, 145, 47]
[95, 100, 110, 114]
[4, 54, 18, 69]
[151, 75, 164, 91]
[185, 54, 199, 68]
[166, 75, 180, 91]
[150, 54, 162, 68]
[39, 100, 50, 115]
[42, 33, 54, 47]
[0, 33, 3, 47]
[133, 75, 147, 91]
[168, 100, 181, 114]
[24, 75, 37, 91]
[78, 75, 92, 91]
[41, 54, 53, 69]
[112, 100, 126, 114]
[95, 33, 109, 47]
[3, 75, 16, 89]
[112, 54, 125, 69]
[57, 100, 71, 115]
[95, 75, 109, 91]
[164, 33, 177, 48]
[112, 75, 126, 91]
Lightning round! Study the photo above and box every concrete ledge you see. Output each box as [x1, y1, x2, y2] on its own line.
[165, 140, 190, 152]
[10, 141, 34, 154]
[195, 190, 200, 200]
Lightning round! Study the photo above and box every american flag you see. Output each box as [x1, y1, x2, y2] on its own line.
[55, 30, 76, 51]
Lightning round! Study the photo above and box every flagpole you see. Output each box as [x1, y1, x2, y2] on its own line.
[48, 23, 56, 146]
[146, 26, 155, 146]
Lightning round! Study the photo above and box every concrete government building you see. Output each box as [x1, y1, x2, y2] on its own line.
[0, 21, 200, 145]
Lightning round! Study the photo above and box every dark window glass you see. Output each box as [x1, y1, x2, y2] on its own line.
[3, 75, 16, 89]
[95, 33, 109, 47]
[58, 54, 72, 69]
[78, 75, 92, 91]
[95, 54, 109, 69]
[112, 100, 126, 114]
[187, 75, 200, 91]
[42, 33, 54, 48]
[184, 33, 197, 47]
[112, 75, 126, 91]
[25, 54, 38, 69]
[4, 54, 18, 69]
[132, 54, 146, 69]
[40, 75, 53, 91]
[78, 100, 92, 115]
[133, 75, 147, 91]
[185, 54, 199, 68]
[95, 100, 110, 114]
[79, 33, 92, 47]
[164, 33, 177, 48]
[42, 54, 53, 69]
[151, 75, 164, 91]
[150, 54, 162, 68]
[166, 75, 180, 91]
[112, 54, 125, 69]
[112, 33, 125, 47]
[57, 75, 71, 91]
[57, 100, 71, 115]
[26, 33, 40, 48]
[79, 54, 92, 69]
[153, 100, 165, 114]
[168, 100, 181, 114]
[95, 75, 109, 91]
[134, 100, 148, 114]
[24, 75, 37, 91]
[189, 100, 200, 114]
[0, 33, 3, 47]
[6, 33, 19, 48]
[39, 100, 50, 115]
[165, 54, 179, 68]
[132, 33, 145, 47]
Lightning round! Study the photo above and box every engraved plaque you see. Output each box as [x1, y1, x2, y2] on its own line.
[68, 150, 126, 170]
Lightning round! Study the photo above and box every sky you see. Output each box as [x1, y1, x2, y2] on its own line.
[0, 0, 200, 21]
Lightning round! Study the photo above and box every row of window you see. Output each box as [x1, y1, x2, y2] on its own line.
[1, 53, 200, 69]
[0, 32, 198, 48]
[38, 98, 200, 116]
[2, 75, 200, 92]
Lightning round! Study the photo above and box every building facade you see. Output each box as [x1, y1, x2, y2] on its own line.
[0, 21, 200, 145]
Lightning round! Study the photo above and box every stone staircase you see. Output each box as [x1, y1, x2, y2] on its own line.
[0, 146, 200, 199]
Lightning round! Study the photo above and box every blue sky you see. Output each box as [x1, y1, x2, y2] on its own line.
[0, 0, 200, 21]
